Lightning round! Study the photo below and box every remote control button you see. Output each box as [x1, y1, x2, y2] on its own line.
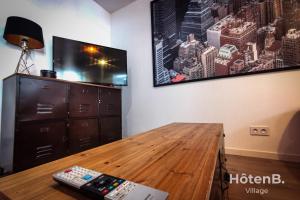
[108, 185, 114, 190]
[113, 182, 119, 187]
[82, 174, 93, 180]
[101, 189, 109, 195]
[64, 169, 72, 173]
[93, 181, 101, 188]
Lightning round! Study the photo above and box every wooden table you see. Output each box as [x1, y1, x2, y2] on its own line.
[0, 123, 225, 200]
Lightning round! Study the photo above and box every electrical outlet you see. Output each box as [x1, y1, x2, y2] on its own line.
[250, 126, 270, 136]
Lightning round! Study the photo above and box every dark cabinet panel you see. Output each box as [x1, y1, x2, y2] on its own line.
[99, 89, 121, 116]
[100, 117, 122, 145]
[18, 78, 67, 121]
[68, 119, 99, 153]
[0, 74, 122, 173]
[14, 121, 66, 172]
[69, 84, 98, 118]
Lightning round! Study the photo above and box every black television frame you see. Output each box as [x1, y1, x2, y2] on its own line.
[52, 36, 128, 86]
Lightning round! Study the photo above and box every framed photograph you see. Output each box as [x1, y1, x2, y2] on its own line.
[151, 0, 300, 87]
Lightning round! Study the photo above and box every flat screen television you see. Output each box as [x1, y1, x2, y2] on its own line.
[53, 36, 127, 86]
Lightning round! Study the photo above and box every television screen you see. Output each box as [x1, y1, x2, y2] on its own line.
[53, 36, 127, 86]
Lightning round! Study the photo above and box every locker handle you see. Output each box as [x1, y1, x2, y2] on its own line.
[82, 89, 88, 94]
[62, 136, 68, 143]
[41, 85, 50, 89]
[40, 127, 50, 133]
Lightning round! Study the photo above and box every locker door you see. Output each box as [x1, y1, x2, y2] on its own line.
[100, 116, 122, 145]
[14, 121, 67, 172]
[68, 119, 99, 153]
[69, 84, 98, 118]
[99, 89, 121, 116]
[18, 78, 67, 121]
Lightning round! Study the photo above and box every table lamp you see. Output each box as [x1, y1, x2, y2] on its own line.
[3, 16, 44, 74]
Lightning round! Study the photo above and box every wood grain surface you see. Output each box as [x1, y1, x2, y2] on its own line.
[0, 123, 223, 200]
[4, 73, 121, 90]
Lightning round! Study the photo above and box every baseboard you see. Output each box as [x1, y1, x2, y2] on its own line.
[225, 147, 300, 163]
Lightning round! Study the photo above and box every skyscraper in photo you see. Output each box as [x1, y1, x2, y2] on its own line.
[250, 0, 281, 28]
[215, 44, 241, 76]
[180, 0, 215, 42]
[230, 59, 245, 74]
[233, 0, 253, 14]
[233, 0, 242, 14]
[245, 42, 258, 62]
[266, 0, 275, 24]
[152, 0, 179, 69]
[207, 15, 235, 49]
[257, 27, 267, 53]
[237, 4, 256, 23]
[154, 39, 171, 85]
[252, 0, 267, 28]
[201, 46, 218, 77]
[220, 21, 257, 51]
[274, 0, 283, 18]
[282, 0, 297, 31]
[282, 29, 300, 65]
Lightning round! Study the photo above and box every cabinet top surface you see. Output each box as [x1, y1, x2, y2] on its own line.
[4, 73, 121, 90]
[0, 123, 223, 200]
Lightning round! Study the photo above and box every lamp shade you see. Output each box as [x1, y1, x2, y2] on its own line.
[3, 16, 44, 49]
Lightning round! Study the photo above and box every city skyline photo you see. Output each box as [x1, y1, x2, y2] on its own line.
[151, 0, 300, 87]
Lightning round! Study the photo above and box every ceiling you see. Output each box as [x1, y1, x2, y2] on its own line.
[94, 0, 136, 13]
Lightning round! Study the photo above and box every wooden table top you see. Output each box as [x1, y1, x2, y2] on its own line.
[0, 123, 223, 200]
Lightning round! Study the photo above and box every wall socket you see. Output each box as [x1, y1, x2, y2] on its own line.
[250, 126, 270, 136]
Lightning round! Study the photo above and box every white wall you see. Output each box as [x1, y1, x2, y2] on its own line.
[112, 0, 300, 161]
[0, 0, 111, 144]
[0, 0, 111, 77]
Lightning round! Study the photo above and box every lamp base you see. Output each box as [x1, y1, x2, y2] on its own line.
[16, 40, 32, 75]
